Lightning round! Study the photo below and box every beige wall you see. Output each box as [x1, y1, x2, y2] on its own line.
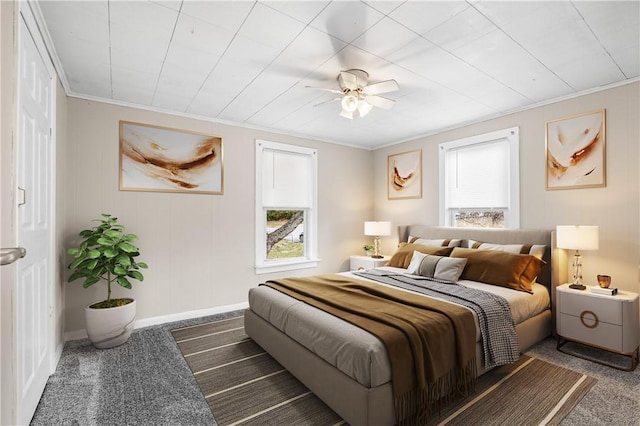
[54, 78, 68, 357]
[373, 82, 640, 295]
[63, 99, 373, 333]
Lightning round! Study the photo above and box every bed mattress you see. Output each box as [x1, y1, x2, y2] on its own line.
[248, 267, 550, 388]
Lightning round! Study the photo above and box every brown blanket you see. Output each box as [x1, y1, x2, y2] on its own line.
[263, 274, 477, 425]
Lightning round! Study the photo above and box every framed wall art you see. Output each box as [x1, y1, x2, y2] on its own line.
[545, 109, 605, 190]
[119, 121, 223, 194]
[388, 149, 422, 200]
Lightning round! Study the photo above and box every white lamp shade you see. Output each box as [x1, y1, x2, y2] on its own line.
[364, 221, 391, 236]
[556, 225, 599, 250]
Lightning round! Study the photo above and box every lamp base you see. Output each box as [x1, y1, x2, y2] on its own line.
[371, 254, 384, 259]
[569, 283, 587, 290]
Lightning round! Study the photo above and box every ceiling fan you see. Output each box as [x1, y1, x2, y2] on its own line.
[307, 69, 399, 119]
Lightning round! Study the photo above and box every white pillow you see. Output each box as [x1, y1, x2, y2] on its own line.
[406, 251, 467, 282]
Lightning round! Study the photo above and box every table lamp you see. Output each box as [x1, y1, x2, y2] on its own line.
[556, 225, 599, 290]
[364, 221, 391, 259]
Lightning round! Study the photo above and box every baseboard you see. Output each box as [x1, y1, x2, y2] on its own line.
[63, 301, 249, 342]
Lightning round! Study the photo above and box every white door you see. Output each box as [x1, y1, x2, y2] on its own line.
[15, 9, 55, 425]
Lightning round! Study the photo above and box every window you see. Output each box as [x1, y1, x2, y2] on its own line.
[255, 140, 318, 273]
[439, 127, 520, 229]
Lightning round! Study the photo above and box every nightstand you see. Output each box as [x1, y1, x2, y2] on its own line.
[350, 255, 390, 271]
[556, 283, 639, 371]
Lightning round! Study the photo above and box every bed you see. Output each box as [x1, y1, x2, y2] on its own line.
[245, 226, 566, 426]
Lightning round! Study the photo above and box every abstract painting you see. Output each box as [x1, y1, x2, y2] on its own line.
[546, 109, 605, 190]
[388, 149, 422, 199]
[119, 121, 223, 194]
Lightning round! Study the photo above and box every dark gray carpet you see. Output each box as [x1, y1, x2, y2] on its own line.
[30, 311, 244, 426]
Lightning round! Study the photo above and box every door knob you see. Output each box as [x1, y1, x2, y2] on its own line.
[0, 247, 26, 266]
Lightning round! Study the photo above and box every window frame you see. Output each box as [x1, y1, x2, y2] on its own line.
[438, 127, 520, 229]
[255, 140, 319, 274]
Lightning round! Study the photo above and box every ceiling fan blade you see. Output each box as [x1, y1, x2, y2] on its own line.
[339, 109, 354, 119]
[313, 97, 341, 107]
[338, 71, 358, 91]
[362, 79, 399, 95]
[305, 85, 343, 95]
[364, 95, 395, 109]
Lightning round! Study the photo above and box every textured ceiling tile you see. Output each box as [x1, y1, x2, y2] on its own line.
[573, 1, 640, 78]
[248, 83, 325, 127]
[423, 6, 494, 51]
[475, 1, 625, 90]
[362, 1, 407, 16]
[310, 1, 385, 43]
[261, 1, 331, 24]
[450, 28, 574, 101]
[180, 1, 255, 33]
[239, 3, 306, 51]
[109, 1, 178, 104]
[111, 68, 157, 105]
[38, 1, 110, 95]
[388, 37, 511, 101]
[352, 17, 420, 58]
[218, 71, 302, 122]
[389, 1, 470, 35]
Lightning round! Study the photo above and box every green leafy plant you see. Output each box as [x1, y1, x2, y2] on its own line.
[363, 244, 375, 253]
[67, 213, 148, 309]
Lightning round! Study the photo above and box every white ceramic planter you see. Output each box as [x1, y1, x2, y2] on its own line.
[85, 299, 136, 349]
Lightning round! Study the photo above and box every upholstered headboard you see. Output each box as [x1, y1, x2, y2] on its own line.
[398, 225, 567, 294]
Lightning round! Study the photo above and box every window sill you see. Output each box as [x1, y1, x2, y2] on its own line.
[255, 258, 320, 275]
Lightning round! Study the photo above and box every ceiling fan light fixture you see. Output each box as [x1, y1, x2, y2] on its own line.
[357, 100, 373, 117]
[341, 94, 358, 112]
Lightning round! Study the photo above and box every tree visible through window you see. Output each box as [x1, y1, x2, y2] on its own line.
[266, 210, 304, 258]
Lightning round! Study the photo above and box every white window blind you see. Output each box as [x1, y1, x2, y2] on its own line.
[445, 138, 509, 208]
[262, 150, 311, 208]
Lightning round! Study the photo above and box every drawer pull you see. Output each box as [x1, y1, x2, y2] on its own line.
[580, 310, 599, 329]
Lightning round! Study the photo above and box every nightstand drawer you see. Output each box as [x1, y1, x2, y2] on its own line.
[560, 293, 622, 325]
[558, 312, 623, 351]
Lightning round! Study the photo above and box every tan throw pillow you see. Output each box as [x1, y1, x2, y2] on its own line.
[450, 247, 546, 293]
[469, 240, 546, 259]
[387, 243, 454, 268]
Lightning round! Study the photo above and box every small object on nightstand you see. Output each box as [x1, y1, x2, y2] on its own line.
[590, 286, 618, 296]
[597, 274, 612, 288]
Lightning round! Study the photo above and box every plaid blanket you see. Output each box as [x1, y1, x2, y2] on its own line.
[354, 270, 520, 369]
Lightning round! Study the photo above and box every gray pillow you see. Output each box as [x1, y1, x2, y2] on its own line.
[406, 251, 467, 282]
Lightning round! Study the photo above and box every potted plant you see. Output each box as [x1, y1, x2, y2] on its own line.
[67, 213, 148, 349]
[363, 245, 375, 256]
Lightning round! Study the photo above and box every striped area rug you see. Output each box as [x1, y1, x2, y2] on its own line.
[171, 315, 595, 426]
